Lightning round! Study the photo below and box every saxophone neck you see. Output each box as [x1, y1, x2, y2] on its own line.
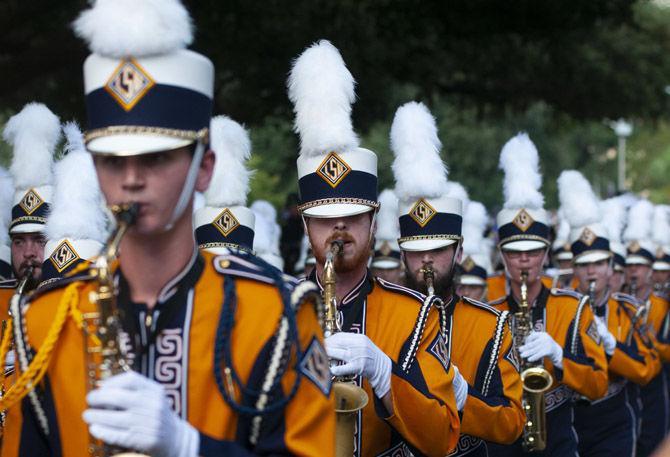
[420, 263, 436, 296]
[520, 270, 529, 309]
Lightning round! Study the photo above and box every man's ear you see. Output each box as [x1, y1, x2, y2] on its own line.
[195, 149, 215, 193]
[455, 244, 463, 263]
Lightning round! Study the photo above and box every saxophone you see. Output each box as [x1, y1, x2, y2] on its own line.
[322, 240, 369, 457]
[625, 278, 649, 346]
[515, 271, 553, 452]
[83, 203, 147, 457]
[587, 280, 597, 311]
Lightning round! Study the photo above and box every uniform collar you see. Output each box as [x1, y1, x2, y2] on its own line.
[507, 284, 549, 314]
[309, 268, 373, 307]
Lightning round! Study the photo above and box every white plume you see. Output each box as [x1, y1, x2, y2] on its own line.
[652, 205, 670, 246]
[288, 40, 359, 157]
[4, 103, 59, 189]
[0, 168, 13, 246]
[46, 122, 107, 242]
[601, 197, 626, 245]
[499, 133, 544, 210]
[205, 115, 253, 207]
[376, 189, 400, 241]
[462, 201, 488, 256]
[623, 199, 653, 243]
[445, 181, 470, 208]
[557, 170, 601, 228]
[73, 0, 193, 58]
[391, 102, 447, 200]
[252, 209, 281, 256]
[250, 200, 277, 223]
[553, 209, 570, 249]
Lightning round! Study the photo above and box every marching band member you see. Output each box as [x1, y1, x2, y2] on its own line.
[456, 201, 494, 302]
[3, 103, 59, 292]
[194, 115, 256, 253]
[370, 189, 404, 284]
[290, 41, 460, 456]
[1, 1, 334, 455]
[487, 134, 607, 457]
[558, 170, 660, 457]
[624, 199, 670, 456]
[391, 101, 523, 455]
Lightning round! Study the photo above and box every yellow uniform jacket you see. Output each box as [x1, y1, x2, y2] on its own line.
[441, 295, 524, 455]
[310, 272, 461, 457]
[2, 250, 335, 457]
[0, 280, 17, 322]
[645, 293, 670, 362]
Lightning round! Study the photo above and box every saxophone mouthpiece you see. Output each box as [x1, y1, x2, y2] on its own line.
[331, 240, 344, 255]
[112, 202, 139, 226]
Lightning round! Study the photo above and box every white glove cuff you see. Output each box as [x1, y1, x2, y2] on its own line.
[171, 420, 200, 457]
[453, 370, 468, 411]
[551, 341, 564, 370]
[604, 335, 617, 356]
[371, 353, 392, 398]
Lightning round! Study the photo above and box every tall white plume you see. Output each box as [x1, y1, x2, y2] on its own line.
[250, 200, 277, 224]
[601, 197, 626, 245]
[251, 200, 281, 252]
[205, 115, 253, 207]
[0, 168, 13, 246]
[445, 181, 470, 208]
[73, 0, 193, 58]
[499, 133, 544, 210]
[46, 122, 107, 242]
[553, 209, 570, 248]
[4, 102, 60, 189]
[288, 40, 359, 157]
[557, 170, 601, 228]
[391, 101, 447, 200]
[652, 205, 670, 247]
[376, 189, 400, 241]
[462, 201, 488, 256]
[623, 199, 653, 243]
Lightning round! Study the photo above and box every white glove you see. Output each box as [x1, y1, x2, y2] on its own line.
[519, 331, 563, 370]
[452, 365, 468, 411]
[595, 317, 616, 356]
[326, 332, 392, 398]
[82, 371, 199, 457]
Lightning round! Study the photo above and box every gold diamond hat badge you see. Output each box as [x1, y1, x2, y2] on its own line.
[462, 256, 476, 272]
[105, 59, 155, 112]
[49, 240, 80, 273]
[213, 208, 240, 237]
[316, 152, 351, 188]
[19, 188, 44, 215]
[579, 227, 597, 246]
[512, 209, 534, 232]
[409, 198, 437, 228]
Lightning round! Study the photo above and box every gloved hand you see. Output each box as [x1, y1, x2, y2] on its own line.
[82, 371, 199, 457]
[595, 317, 617, 356]
[519, 331, 563, 370]
[326, 332, 392, 398]
[452, 365, 468, 411]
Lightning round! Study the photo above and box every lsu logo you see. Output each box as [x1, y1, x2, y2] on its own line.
[462, 256, 476, 272]
[586, 320, 602, 345]
[49, 240, 80, 273]
[428, 333, 450, 373]
[579, 227, 597, 246]
[300, 338, 332, 396]
[316, 152, 351, 188]
[409, 198, 437, 227]
[19, 188, 44, 215]
[512, 209, 534, 232]
[105, 59, 155, 112]
[213, 208, 240, 237]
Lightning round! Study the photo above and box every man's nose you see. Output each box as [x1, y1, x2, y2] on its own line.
[121, 159, 145, 191]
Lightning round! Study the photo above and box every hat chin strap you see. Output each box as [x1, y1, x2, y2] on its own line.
[164, 140, 206, 231]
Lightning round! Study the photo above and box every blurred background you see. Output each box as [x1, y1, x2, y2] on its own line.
[1, 0, 669, 212]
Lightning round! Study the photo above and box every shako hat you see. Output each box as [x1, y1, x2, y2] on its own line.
[195, 116, 255, 253]
[289, 40, 378, 218]
[392, 102, 462, 252]
[42, 122, 107, 284]
[496, 133, 549, 251]
[558, 170, 611, 264]
[4, 103, 60, 235]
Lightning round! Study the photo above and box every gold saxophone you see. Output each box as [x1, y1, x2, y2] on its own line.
[322, 240, 369, 457]
[587, 280, 597, 311]
[515, 271, 553, 452]
[83, 203, 147, 457]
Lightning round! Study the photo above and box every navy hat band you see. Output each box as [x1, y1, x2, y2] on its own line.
[11, 203, 50, 229]
[399, 213, 462, 239]
[460, 264, 487, 280]
[613, 253, 626, 267]
[498, 221, 549, 243]
[571, 237, 610, 258]
[195, 224, 254, 251]
[373, 250, 401, 261]
[628, 247, 655, 263]
[298, 170, 377, 205]
[86, 84, 212, 133]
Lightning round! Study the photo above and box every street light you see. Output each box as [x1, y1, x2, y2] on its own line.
[609, 119, 633, 193]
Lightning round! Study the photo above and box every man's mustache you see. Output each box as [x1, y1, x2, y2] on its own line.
[325, 232, 355, 247]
